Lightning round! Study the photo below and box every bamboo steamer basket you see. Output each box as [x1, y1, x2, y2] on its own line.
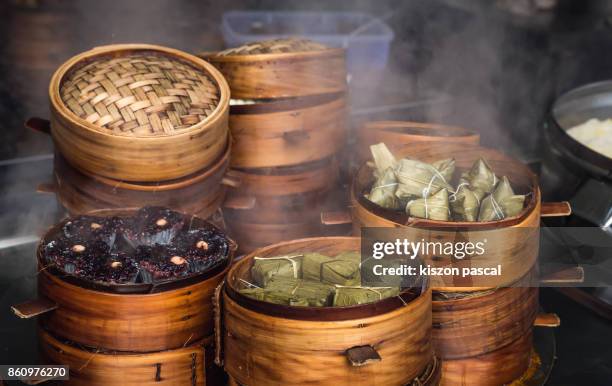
[229, 93, 347, 168]
[224, 158, 339, 253]
[439, 329, 534, 386]
[12, 209, 235, 353]
[39, 329, 221, 386]
[219, 237, 439, 386]
[351, 142, 571, 290]
[432, 285, 538, 360]
[50, 143, 230, 220]
[49, 44, 230, 182]
[201, 39, 346, 100]
[355, 121, 480, 163]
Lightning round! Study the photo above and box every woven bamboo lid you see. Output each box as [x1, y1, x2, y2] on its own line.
[59, 50, 221, 136]
[214, 38, 328, 56]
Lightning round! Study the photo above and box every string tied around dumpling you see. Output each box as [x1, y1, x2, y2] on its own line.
[335, 284, 393, 300]
[489, 195, 505, 220]
[371, 182, 399, 191]
[254, 255, 302, 278]
[449, 182, 469, 202]
[239, 278, 261, 289]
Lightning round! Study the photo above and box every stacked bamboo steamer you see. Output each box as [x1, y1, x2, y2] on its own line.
[12, 209, 235, 385]
[201, 38, 347, 253]
[350, 124, 569, 385]
[41, 44, 230, 221]
[218, 237, 440, 386]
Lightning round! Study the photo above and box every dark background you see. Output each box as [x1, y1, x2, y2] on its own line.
[0, 0, 611, 385]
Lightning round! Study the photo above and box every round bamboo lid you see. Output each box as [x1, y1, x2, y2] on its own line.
[215, 38, 328, 56]
[59, 51, 221, 136]
[203, 38, 346, 100]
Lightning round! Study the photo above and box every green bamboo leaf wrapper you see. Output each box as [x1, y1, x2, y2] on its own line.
[450, 181, 482, 221]
[302, 253, 361, 286]
[367, 167, 401, 209]
[251, 255, 303, 287]
[406, 188, 450, 220]
[266, 277, 335, 307]
[461, 158, 498, 196]
[478, 176, 526, 221]
[370, 143, 397, 177]
[432, 158, 456, 182]
[395, 159, 452, 199]
[333, 286, 400, 306]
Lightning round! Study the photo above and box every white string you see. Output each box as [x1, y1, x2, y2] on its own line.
[239, 278, 261, 289]
[254, 255, 302, 278]
[489, 195, 505, 220]
[372, 182, 399, 191]
[449, 182, 469, 202]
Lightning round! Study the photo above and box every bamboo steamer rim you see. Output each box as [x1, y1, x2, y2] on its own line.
[362, 120, 480, 139]
[39, 326, 211, 354]
[37, 208, 236, 294]
[204, 46, 345, 63]
[352, 144, 541, 230]
[225, 236, 429, 322]
[60, 138, 231, 192]
[229, 92, 346, 115]
[49, 44, 230, 139]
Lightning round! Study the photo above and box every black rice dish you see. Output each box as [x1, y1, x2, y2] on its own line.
[42, 207, 230, 284]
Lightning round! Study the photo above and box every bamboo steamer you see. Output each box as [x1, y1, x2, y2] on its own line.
[50, 142, 230, 220]
[202, 39, 346, 100]
[224, 158, 339, 253]
[351, 142, 543, 290]
[439, 329, 534, 386]
[39, 329, 220, 386]
[220, 237, 439, 386]
[229, 93, 347, 168]
[49, 44, 230, 181]
[432, 285, 538, 359]
[356, 121, 480, 163]
[12, 209, 235, 353]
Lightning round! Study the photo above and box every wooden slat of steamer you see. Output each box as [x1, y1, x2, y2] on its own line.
[39, 329, 208, 386]
[229, 95, 347, 169]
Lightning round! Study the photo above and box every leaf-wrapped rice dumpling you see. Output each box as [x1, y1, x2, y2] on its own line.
[432, 158, 456, 182]
[251, 255, 302, 287]
[370, 143, 398, 178]
[406, 188, 450, 221]
[302, 252, 361, 286]
[266, 277, 335, 307]
[461, 158, 498, 195]
[239, 287, 265, 301]
[449, 182, 482, 221]
[478, 176, 526, 221]
[367, 167, 401, 209]
[333, 286, 400, 306]
[395, 159, 452, 200]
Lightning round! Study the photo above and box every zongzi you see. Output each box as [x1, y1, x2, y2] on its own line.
[333, 286, 400, 306]
[461, 158, 498, 195]
[478, 176, 526, 221]
[266, 276, 335, 307]
[367, 167, 401, 209]
[251, 255, 302, 287]
[395, 159, 452, 200]
[302, 252, 361, 286]
[449, 182, 481, 221]
[370, 143, 398, 178]
[405, 188, 450, 221]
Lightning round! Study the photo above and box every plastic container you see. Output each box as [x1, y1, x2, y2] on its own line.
[220, 11, 394, 75]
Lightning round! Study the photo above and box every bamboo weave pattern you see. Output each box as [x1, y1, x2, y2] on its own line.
[60, 53, 219, 136]
[216, 38, 327, 56]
